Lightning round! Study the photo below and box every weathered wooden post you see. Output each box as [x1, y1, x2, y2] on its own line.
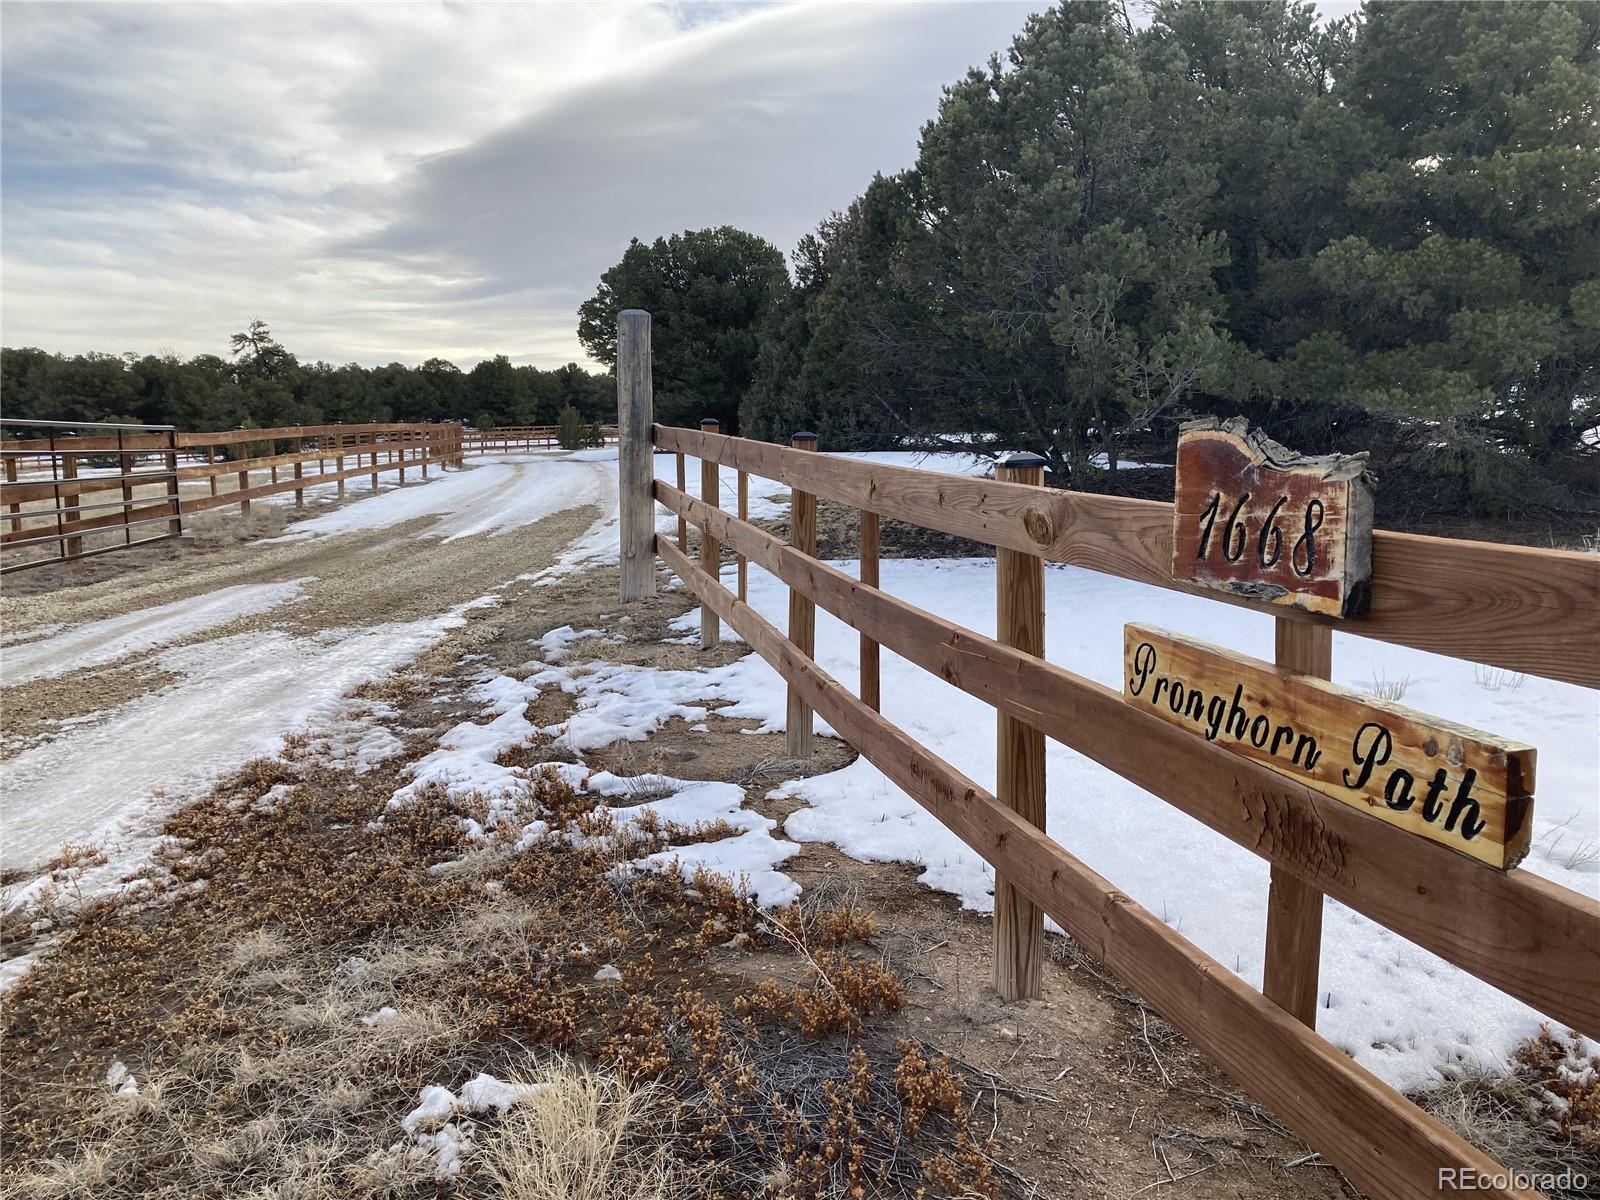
[675, 452, 688, 552]
[993, 451, 1047, 1001]
[293, 454, 305, 508]
[737, 469, 749, 602]
[786, 432, 819, 758]
[1263, 621, 1332, 1026]
[336, 427, 346, 497]
[207, 444, 218, 497]
[860, 509, 881, 712]
[617, 309, 656, 602]
[163, 428, 183, 539]
[4, 453, 20, 534]
[237, 433, 251, 516]
[60, 442, 82, 558]
[118, 430, 135, 545]
[699, 418, 721, 649]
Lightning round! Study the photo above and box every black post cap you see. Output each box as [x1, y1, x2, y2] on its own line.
[790, 431, 818, 443]
[996, 450, 1048, 470]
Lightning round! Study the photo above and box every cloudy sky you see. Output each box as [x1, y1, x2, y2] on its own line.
[2, 1, 1051, 370]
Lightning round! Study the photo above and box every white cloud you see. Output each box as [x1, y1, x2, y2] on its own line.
[2, 1, 1041, 369]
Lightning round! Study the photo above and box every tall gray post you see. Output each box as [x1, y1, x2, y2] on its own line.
[618, 310, 655, 601]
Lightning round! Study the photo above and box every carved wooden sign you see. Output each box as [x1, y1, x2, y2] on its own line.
[1172, 416, 1376, 617]
[1122, 624, 1535, 869]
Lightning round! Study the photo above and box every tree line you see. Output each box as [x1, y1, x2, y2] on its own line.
[578, 1, 1598, 522]
[1, 320, 614, 436]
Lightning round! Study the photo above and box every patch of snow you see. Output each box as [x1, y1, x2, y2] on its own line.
[459, 1072, 544, 1113]
[593, 963, 622, 983]
[606, 554, 1599, 1092]
[410, 1122, 470, 1177]
[536, 625, 604, 663]
[397, 1072, 546, 1178]
[299, 700, 406, 773]
[361, 1006, 400, 1027]
[2, 579, 311, 684]
[104, 1060, 138, 1095]
[270, 459, 609, 544]
[402, 1084, 458, 1134]
[1, 603, 479, 877]
[389, 676, 542, 819]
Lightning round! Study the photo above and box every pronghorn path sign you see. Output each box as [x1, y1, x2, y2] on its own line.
[1122, 625, 1536, 869]
[1171, 417, 1376, 618]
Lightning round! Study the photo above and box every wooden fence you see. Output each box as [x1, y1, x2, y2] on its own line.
[611, 311, 1600, 1199]
[461, 424, 618, 454]
[1, 419, 463, 574]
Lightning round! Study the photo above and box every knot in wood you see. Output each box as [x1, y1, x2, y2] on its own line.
[1022, 508, 1052, 547]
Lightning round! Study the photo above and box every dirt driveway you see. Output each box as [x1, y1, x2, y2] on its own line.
[1, 455, 614, 875]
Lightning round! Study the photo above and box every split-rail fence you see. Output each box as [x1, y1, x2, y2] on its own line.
[461, 424, 619, 454]
[0, 419, 464, 574]
[612, 309, 1600, 1199]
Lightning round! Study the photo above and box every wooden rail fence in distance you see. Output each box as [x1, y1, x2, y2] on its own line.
[461, 424, 618, 454]
[1, 420, 465, 574]
[613, 312, 1599, 1199]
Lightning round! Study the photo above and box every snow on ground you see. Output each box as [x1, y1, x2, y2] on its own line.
[395, 1072, 549, 1178]
[683, 556, 1599, 1092]
[1, 604, 481, 876]
[269, 455, 609, 543]
[514, 438, 1596, 1095]
[383, 634, 800, 907]
[2, 579, 311, 684]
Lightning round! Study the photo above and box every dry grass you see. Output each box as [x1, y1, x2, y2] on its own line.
[2, 685, 1030, 1199]
[1367, 669, 1411, 702]
[1418, 1033, 1600, 1200]
[475, 1059, 681, 1200]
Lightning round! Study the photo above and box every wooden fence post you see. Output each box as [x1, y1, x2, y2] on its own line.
[737, 469, 749, 602]
[61, 443, 82, 558]
[699, 418, 721, 648]
[369, 433, 379, 491]
[786, 432, 819, 758]
[860, 509, 881, 712]
[4, 454, 19, 534]
[336, 428, 346, 497]
[118, 430, 135, 546]
[1262, 620, 1332, 1027]
[617, 309, 656, 602]
[164, 429, 183, 538]
[993, 451, 1047, 1001]
[207, 444, 218, 497]
[293, 453, 305, 508]
[237, 434, 251, 516]
[675, 452, 688, 552]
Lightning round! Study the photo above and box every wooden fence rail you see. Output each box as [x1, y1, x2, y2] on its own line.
[1, 420, 464, 574]
[614, 313, 1599, 1199]
[461, 424, 618, 453]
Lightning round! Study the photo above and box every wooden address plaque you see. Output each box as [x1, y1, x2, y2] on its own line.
[1172, 416, 1376, 617]
[1123, 624, 1536, 870]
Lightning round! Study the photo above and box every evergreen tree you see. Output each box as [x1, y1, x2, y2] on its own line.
[577, 226, 791, 431]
